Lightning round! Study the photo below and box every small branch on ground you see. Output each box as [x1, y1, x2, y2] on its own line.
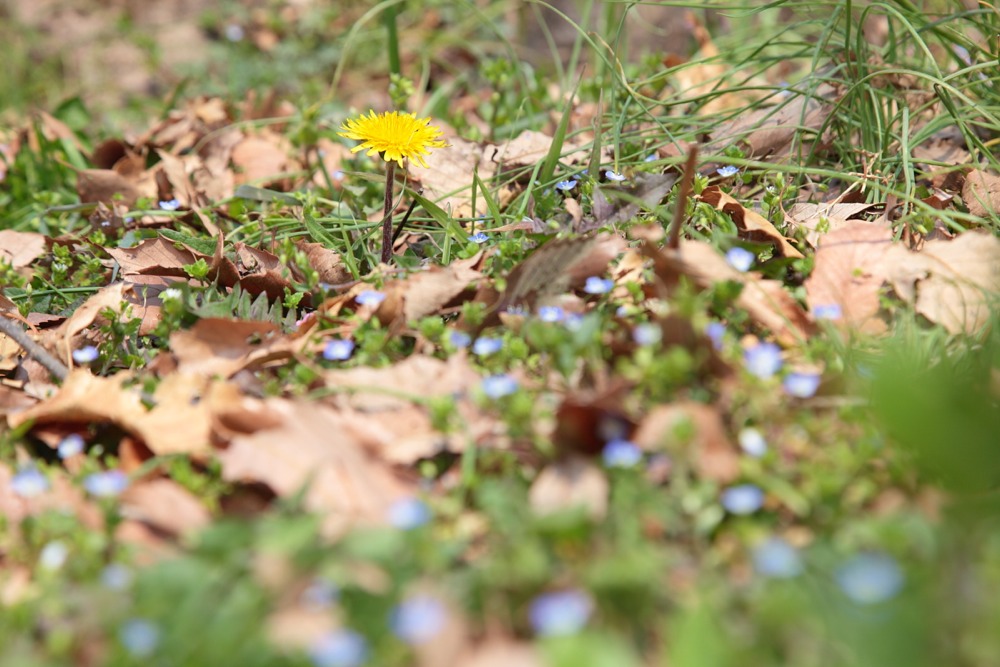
[0, 316, 70, 382]
[668, 145, 699, 250]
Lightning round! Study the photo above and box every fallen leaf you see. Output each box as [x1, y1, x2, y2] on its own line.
[231, 132, 293, 187]
[700, 186, 803, 258]
[218, 399, 414, 537]
[632, 402, 740, 483]
[962, 169, 1000, 219]
[785, 201, 883, 247]
[120, 478, 211, 538]
[375, 254, 482, 330]
[642, 239, 815, 346]
[886, 231, 1000, 334]
[804, 222, 895, 333]
[0, 230, 47, 269]
[529, 456, 608, 520]
[48, 282, 131, 363]
[579, 173, 677, 232]
[7, 370, 246, 457]
[458, 639, 545, 667]
[321, 354, 484, 463]
[170, 318, 281, 378]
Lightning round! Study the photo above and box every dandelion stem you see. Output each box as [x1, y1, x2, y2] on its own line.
[382, 161, 396, 264]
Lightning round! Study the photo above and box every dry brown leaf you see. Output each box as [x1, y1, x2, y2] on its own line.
[458, 639, 545, 667]
[375, 254, 482, 330]
[170, 318, 281, 378]
[0, 230, 47, 269]
[962, 169, 1000, 220]
[120, 478, 211, 537]
[643, 239, 815, 346]
[231, 132, 293, 186]
[700, 186, 803, 258]
[705, 80, 840, 160]
[295, 240, 352, 286]
[218, 399, 414, 536]
[528, 456, 608, 520]
[415, 137, 496, 218]
[49, 282, 131, 363]
[804, 222, 894, 334]
[785, 201, 883, 247]
[106, 237, 199, 276]
[7, 370, 246, 457]
[321, 354, 484, 463]
[886, 231, 1000, 334]
[632, 402, 740, 483]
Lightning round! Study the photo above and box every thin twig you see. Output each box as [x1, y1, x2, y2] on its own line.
[668, 145, 699, 250]
[381, 161, 396, 264]
[0, 315, 70, 381]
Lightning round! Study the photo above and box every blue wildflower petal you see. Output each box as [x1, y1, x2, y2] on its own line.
[720, 484, 765, 515]
[529, 589, 593, 637]
[836, 553, 904, 605]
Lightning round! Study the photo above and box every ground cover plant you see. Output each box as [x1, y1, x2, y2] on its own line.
[1, 0, 999, 665]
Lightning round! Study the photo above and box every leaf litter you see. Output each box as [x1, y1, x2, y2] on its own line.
[0, 7, 999, 661]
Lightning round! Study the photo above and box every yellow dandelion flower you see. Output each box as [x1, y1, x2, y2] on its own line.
[338, 110, 447, 169]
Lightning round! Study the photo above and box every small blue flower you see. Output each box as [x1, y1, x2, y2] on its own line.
[11, 467, 49, 497]
[632, 323, 662, 346]
[555, 179, 578, 191]
[58, 434, 85, 459]
[783, 372, 821, 398]
[390, 595, 448, 644]
[604, 170, 626, 182]
[301, 578, 339, 610]
[309, 630, 369, 667]
[39, 540, 69, 571]
[644, 153, 658, 163]
[323, 340, 355, 361]
[83, 470, 129, 498]
[224, 23, 245, 42]
[726, 247, 755, 272]
[716, 165, 740, 178]
[835, 553, 904, 605]
[705, 322, 726, 349]
[602, 439, 643, 468]
[158, 199, 181, 211]
[119, 618, 160, 658]
[504, 305, 527, 316]
[753, 537, 803, 578]
[563, 313, 585, 331]
[355, 290, 386, 307]
[744, 342, 783, 378]
[472, 336, 503, 356]
[468, 232, 489, 244]
[100, 564, 133, 591]
[737, 427, 767, 457]
[448, 331, 471, 348]
[481, 374, 518, 399]
[387, 497, 431, 530]
[720, 484, 765, 515]
[72, 346, 99, 364]
[813, 303, 843, 320]
[537, 306, 565, 323]
[583, 276, 613, 294]
[529, 589, 593, 637]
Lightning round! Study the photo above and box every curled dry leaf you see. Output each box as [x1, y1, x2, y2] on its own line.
[231, 131, 295, 187]
[218, 399, 414, 537]
[7, 370, 246, 457]
[375, 253, 482, 331]
[529, 455, 608, 520]
[804, 222, 895, 334]
[48, 282, 131, 363]
[632, 402, 740, 484]
[418, 137, 497, 218]
[700, 186, 803, 258]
